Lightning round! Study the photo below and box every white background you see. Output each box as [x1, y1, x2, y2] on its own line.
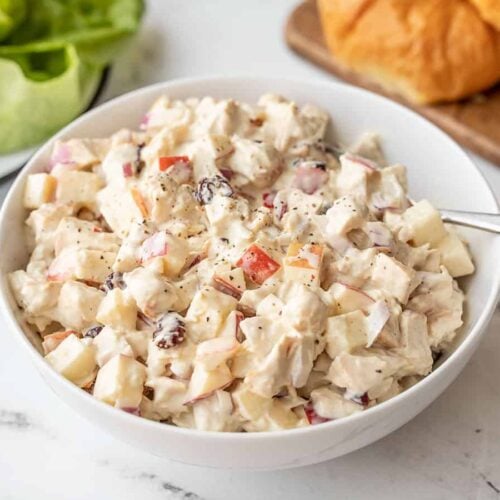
[1, 1, 499, 499]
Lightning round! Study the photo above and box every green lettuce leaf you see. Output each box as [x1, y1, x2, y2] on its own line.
[0, 0, 143, 154]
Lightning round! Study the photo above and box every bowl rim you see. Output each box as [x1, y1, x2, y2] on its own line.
[1, 75, 499, 441]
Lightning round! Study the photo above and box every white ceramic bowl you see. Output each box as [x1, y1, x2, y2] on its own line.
[1, 77, 499, 470]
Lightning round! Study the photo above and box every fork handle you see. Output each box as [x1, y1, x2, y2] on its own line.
[440, 209, 500, 234]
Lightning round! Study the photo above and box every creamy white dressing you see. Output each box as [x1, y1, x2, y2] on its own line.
[10, 94, 474, 432]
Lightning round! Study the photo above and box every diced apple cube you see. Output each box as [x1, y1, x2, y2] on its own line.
[267, 399, 306, 430]
[96, 288, 137, 331]
[236, 244, 280, 285]
[97, 185, 145, 238]
[24, 173, 57, 209]
[436, 231, 474, 277]
[55, 281, 104, 330]
[195, 336, 240, 371]
[370, 253, 417, 304]
[55, 171, 103, 209]
[185, 286, 237, 342]
[310, 386, 363, 419]
[325, 311, 368, 358]
[284, 242, 324, 286]
[212, 267, 246, 299]
[402, 200, 446, 247]
[45, 334, 96, 387]
[328, 282, 374, 314]
[231, 383, 272, 421]
[42, 330, 78, 355]
[92, 326, 134, 367]
[93, 354, 146, 408]
[185, 363, 233, 403]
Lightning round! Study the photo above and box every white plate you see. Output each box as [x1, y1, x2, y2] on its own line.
[0, 76, 499, 470]
[0, 146, 38, 178]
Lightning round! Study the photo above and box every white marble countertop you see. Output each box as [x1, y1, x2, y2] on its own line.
[1, 1, 499, 499]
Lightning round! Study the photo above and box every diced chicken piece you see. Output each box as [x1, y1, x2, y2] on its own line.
[336, 153, 377, 201]
[93, 326, 134, 367]
[53, 217, 120, 255]
[146, 337, 196, 380]
[192, 390, 236, 432]
[287, 334, 316, 387]
[393, 241, 440, 273]
[426, 287, 464, 348]
[349, 132, 386, 165]
[124, 266, 178, 317]
[255, 293, 284, 317]
[324, 195, 366, 236]
[370, 253, 417, 304]
[228, 137, 282, 188]
[26, 203, 73, 245]
[96, 288, 137, 331]
[436, 230, 474, 278]
[401, 200, 446, 247]
[327, 352, 403, 395]
[145, 377, 189, 419]
[50, 138, 107, 170]
[292, 162, 328, 195]
[24, 173, 57, 209]
[258, 94, 328, 151]
[325, 310, 368, 358]
[93, 354, 146, 408]
[101, 143, 139, 185]
[407, 267, 456, 315]
[55, 171, 103, 210]
[244, 334, 295, 398]
[395, 311, 432, 376]
[185, 286, 237, 342]
[45, 334, 96, 387]
[138, 231, 189, 277]
[371, 163, 408, 212]
[311, 386, 363, 419]
[142, 96, 193, 137]
[47, 248, 116, 284]
[331, 248, 377, 288]
[281, 282, 327, 335]
[55, 281, 104, 330]
[9, 270, 60, 316]
[284, 242, 324, 287]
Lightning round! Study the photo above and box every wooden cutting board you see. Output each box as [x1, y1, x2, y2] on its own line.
[285, 1, 500, 166]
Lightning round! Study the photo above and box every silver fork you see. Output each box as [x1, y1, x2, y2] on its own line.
[439, 209, 500, 234]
